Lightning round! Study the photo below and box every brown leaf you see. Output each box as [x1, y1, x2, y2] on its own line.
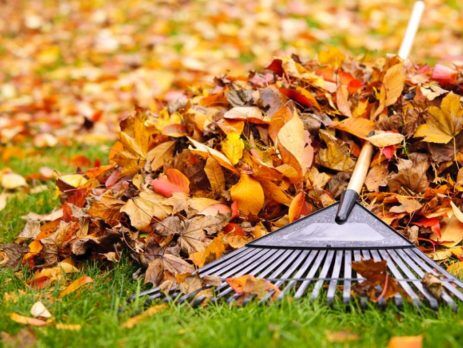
[226, 275, 280, 301]
[352, 259, 403, 302]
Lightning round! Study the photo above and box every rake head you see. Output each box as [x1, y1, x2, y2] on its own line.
[136, 203, 463, 309]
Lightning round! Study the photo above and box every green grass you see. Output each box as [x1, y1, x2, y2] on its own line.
[1, 145, 463, 347]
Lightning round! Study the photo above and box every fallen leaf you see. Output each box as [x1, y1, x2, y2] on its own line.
[30, 301, 52, 319]
[55, 323, 81, 331]
[226, 275, 280, 301]
[230, 173, 264, 215]
[152, 168, 190, 197]
[414, 92, 463, 144]
[9, 313, 48, 327]
[122, 304, 167, 329]
[1, 172, 27, 190]
[367, 131, 405, 147]
[326, 330, 359, 343]
[204, 157, 225, 194]
[387, 336, 422, 348]
[59, 275, 93, 298]
[221, 132, 245, 165]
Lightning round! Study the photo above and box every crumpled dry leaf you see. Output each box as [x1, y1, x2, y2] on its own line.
[352, 259, 403, 302]
[226, 275, 280, 301]
[30, 301, 52, 319]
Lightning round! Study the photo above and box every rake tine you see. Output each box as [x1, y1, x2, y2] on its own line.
[259, 250, 306, 303]
[412, 249, 463, 289]
[406, 249, 463, 302]
[294, 250, 327, 298]
[387, 250, 438, 309]
[199, 247, 255, 274]
[362, 250, 386, 307]
[343, 250, 352, 304]
[353, 250, 368, 307]
[327, 250, 343, 304]
[200, 247, 264, 276]
[311, 250, 335, 300]
[378, 249, 421, 307]
[212, 249, 287, 299]
[395, 250, 456, 309]
[277, 250, 317, 299]
[370, 250, 402, 307]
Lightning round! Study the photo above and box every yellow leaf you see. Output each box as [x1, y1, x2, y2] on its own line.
[122, 304, 167, 329]
[450, 201, 463, 223]
[387, 336, 422, 348]
[10, 313, 48, 327]
[57, 174, 87, 188]
[221, 132, 244, 165]
[59, 275, 93, 298]
[55, 323, 81, 331]
[318, 47, 345, 69]
[434, 215, 463, 247]
[414, 92, 463, 144]
[204, 157, 225, 194]
[230, 173, 264, 215]
[188, 137, 238, 173]
[1, 172, 27, 189]
[145, 141, 175, 172]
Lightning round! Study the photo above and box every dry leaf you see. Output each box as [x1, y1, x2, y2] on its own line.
[1, 172, 27, 190]
[9, 313, 48, 327]
[230, 173, 264, 215]
[387, 336, 422, 348]
[414, 92, 463, 144]
[30, 301, 52, 319]
[59, 275, 93, 298]
[122, 304, 167, 329]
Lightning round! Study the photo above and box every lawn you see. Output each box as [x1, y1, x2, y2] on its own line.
[1, 145, 463, 348]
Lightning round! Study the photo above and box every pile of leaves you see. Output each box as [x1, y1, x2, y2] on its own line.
[2, 50, 463, 296]
[1, 0, 462, 147]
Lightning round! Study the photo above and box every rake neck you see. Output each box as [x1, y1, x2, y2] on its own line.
[335, 142, 373, 224]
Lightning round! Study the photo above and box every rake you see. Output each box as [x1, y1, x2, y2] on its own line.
[136, 0, 463, 309]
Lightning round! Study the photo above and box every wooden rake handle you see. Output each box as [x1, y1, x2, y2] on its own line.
[335, 0, 425, 223]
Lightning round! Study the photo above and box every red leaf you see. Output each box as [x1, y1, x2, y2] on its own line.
[151, 168, 190, 197]
[431, 64, 457, 85]
[415, 218, 441, 237]
[381, 145, 396, 160]
[266, 59, 283, 76]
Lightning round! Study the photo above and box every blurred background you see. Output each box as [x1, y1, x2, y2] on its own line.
[0, 0, 462, 147]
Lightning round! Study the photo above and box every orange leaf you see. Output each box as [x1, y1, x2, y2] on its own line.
[387, 336, 422, 348]
[59, 275, 93, 298]
[122, 304, 167, 329]
[230, 173, 264, 216]
[288, 192, 311, 223]
[226, 275, 280, 300]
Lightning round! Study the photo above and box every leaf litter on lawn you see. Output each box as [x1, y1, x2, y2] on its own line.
[3, 51, 463, 304]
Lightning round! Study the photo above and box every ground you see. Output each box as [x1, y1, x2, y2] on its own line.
[1, 144, 463, 347]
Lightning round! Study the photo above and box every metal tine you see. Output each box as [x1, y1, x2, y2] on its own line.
[199, 247, 254, 274]
[362, 250, 386, 307]
[377, 249, 422, 307]
[200, 247, 262, 276]
[387, 250, 438, 309]
[343, 250, 352, 304]
[294, 250, 327, 298]
[262, 250, 313, 300]
[353, 250, 368, 306]
[412, 249, 463, 288]
[406, 249, 463, 301]
[395, 249, 456, 309]
[310, 250, 335, 300]
[327, 250, 343, 304]
[213, 248, 294, 300]
[277, 250, 317, 299]
[225, 249, 296, 303]
[259, 250, 307, 303]
[215, 249, 290, 300]
[370, 250, 402, 307]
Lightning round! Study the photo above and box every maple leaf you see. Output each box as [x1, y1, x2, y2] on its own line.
[121, 191, 172, 231]
[414, 92, 463, 144]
